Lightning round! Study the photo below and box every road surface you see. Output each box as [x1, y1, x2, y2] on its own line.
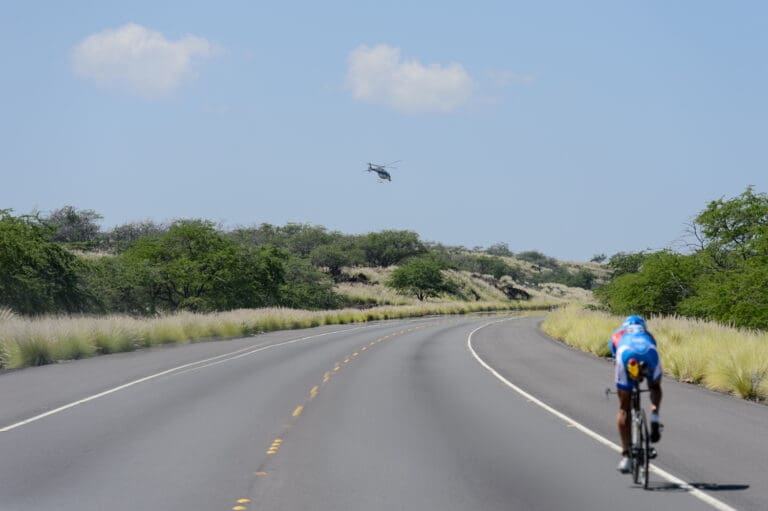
[0, 315, 763, 510]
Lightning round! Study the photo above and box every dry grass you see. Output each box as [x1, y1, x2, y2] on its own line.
[444, 270, 510, 302]
[529, 282, 597, 305]
[0, 301, 553, 371]
[542, 305, 768, 401]
[335, 282, 414, 306]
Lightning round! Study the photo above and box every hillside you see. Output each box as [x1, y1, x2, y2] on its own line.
[333, 262, 602, 308]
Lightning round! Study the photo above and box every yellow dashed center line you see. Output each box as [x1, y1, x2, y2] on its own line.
[253, 326, 425, 504]
[238, 499, 251, 504]
[267, 438, 282, 455]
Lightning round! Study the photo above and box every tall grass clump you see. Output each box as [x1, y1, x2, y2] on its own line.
[541, 304, 613, 356]
[90, 321, 140, 354]
[13, 336, 55, 367]
[651, 316, 720, 384]
[0, 307, 16, 322]
[702, 338, 768, 400]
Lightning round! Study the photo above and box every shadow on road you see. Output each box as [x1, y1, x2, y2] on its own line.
[646, 482, 750, 492]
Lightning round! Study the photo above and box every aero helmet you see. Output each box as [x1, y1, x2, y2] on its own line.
[622, 315, 647, 332]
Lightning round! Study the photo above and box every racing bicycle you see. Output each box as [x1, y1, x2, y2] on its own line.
[606, 362, 657, 489]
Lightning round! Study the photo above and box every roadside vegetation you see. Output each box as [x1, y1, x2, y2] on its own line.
[0, 302, 548, 370]
[540, 188, 768, 402]
[595, 187, 768, 330]
[1, 206, 587, 370]
[542, 305, 768, 401]
[4, 186, 766, 393]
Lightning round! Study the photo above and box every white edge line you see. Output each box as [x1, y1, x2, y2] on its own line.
[467, 320, 739, 511]
[0, 326, 364, 433]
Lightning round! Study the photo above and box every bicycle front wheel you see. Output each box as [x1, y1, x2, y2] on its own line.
[639, 412, 650, 489]
[630, 408, 643, 485]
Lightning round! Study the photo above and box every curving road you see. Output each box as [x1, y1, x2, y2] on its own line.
[0, 315, 764, 510]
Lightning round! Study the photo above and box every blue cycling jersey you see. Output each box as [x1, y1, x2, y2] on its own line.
[614, 331, 662, 391]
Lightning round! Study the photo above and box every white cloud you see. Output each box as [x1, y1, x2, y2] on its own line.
[71, 23, 215, 97]
[347, 44, 473, 113]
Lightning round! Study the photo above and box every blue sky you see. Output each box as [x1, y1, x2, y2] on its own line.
[2, 1, 766, 261]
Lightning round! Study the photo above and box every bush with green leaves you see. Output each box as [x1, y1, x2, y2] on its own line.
[447, 253, 523, 281]
[485, 242, 514, 257]
[595, 251, 700, 316]
[679, 261, 768, 329]
[42, 205, 103, 244]
[310, 242, 365, 281]
[359, 230, 426, 267]
[0, 210, 91, 314]
[516, 250, 559, 269]
[116, 220, 288, 313]
[607, 251, 648, 277]
[596, 187, 768, 328]
[387, 255, 455, 301]
[280, 257, 346, 310]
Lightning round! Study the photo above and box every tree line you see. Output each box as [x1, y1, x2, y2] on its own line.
[0, 206, 600, 316]
[595, 187, 768, 329]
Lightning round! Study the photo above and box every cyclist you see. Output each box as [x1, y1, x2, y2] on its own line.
[610, 315, 663, 473]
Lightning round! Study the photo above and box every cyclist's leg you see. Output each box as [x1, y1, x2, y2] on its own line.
[648, 379, 663, 442]
[616, 389, 633, 472]
[617, 389, 632, 452]
[648, 380, 662, 414]
[614, 354, 633, 454]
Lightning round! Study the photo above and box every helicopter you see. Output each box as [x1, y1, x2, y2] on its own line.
[366, 160, 400, 182]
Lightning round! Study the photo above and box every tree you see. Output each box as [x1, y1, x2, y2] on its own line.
[595, 251, 700, 316]
[280, 257, 345, 310]
[562, 268, 597, 290]
[229, 223, 280, 247]
[693, 186, 768, 268]
[310, 243, 365, 282]
[360, 230, 426, 267]
[516, 250, 559, 269]
[607, 251, 647, 277]
[108, 220, 167, 252]
[119, 220, 287, 312]
[229, 223, 340, 257]
[281, 224, 338, 257]
[680, 262, 768, 329]
[220, 245, 287, 310]
[387, 255, 453, 301]
[448, 253, 521, 281]
[43, 205, 103, 244]
[0, 210, 90, 314]
[485, 242, 513, 257]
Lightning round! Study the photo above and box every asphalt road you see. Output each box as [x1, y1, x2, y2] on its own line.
[0, 315, 764, 510]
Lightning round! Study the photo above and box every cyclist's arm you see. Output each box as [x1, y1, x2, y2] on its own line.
[609, 329, 625, 357]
